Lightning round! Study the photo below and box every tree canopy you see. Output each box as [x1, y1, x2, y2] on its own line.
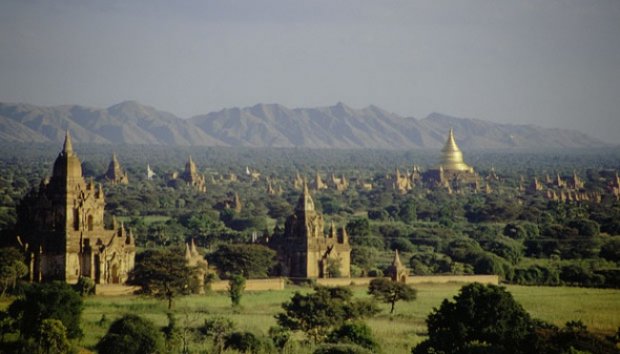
[128, 248, 195, 309]
[277, 286, 379, 342]
[412, 283, 535, 354]
[97, 314, 164, 354]
[368, 278, 417, 314]
[208, 243, 277, 279]
[8, 282, 83, 339]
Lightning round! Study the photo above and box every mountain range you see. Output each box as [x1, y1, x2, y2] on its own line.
[0, 101, 606, 149]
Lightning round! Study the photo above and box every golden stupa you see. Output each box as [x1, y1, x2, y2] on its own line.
[438, 128, 473, 172]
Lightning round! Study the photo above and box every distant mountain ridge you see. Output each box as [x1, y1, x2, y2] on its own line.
[0, 101, 606, 149]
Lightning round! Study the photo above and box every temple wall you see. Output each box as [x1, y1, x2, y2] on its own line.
[317, 275, 499, 287]
[210, 278, 286, 291]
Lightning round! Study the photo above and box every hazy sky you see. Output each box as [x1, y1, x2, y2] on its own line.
[1, 0, 619, 142]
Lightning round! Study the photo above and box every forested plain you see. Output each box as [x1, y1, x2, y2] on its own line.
[1, 143, 620, 353]
[1, 143, 620, 287]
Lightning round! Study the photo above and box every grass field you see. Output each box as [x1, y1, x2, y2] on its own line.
[72, 283, 620, 353]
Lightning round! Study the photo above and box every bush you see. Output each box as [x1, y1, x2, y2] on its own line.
[326, 322, 379, 352]
[512, 265, 560, 286]
[96, 314, 164, 354]
[73, 276, 95, 296]
[37, 319, 72, 354]
[412, 283, 535, 354]
[471, 252, 514, 280]
[277, 286, 379, 342]
[228, 274, 246, 307]
[224, 331, 275, 354]
[314, 343, 373, 354]
[208, 244, 277, 278]
[196, 316, 235, 354]
[8, 282, 83, 339]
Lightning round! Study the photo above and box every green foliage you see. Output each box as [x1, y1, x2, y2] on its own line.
[96, 314, 164, 354]
[351, 247, 379, 276]
[347, 218, 371, 240]
[208, 243, 277, 279]
[512, 264, 560, 286]
[314, 343, 373, 354]
[128, 248, 195, 309]
[268, 326, 292, 350]
[277, 286, 379, 342]
[228, 274, 246, 307]
[73, 276, 95, 297]
[326, 322, 379, 352]
[560, 264, 605, 287]
[368, 278, 417, 314]
[600, 238, 620, 262]
[0, 247, 28, 297]
[224, 331, 276, 354]
[162, 312, 183, 354]
[413, 283, 536, 354]
[409, 252, 453, 275]
[8, 282, 83, 339]
[197, 316, 236, 354]
[37, 319, 72, 354]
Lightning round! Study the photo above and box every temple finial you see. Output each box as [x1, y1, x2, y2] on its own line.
[63, 130, 73, 154]
[392, 249, 403, 267]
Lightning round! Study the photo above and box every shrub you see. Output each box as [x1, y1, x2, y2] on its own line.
[96, 314, 164, 354]
[314, 343, 373, 354]
[37, 319, 71, 354]
[8, 282, 83, 339]
[228, 274, 246, 307]
[412, 283, 535, 354]
[326, 322, 379, 352]
[224, 331, 275, 354]
[73, 276, 95, 296]
[196, 316, 235, 354]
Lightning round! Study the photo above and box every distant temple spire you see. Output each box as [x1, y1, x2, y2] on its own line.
[439, 128, 472, 172]
[62, 130, 74, 154]
[296, 180, 315, 212]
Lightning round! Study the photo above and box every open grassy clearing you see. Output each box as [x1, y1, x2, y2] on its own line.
[74, 283, 620, 353]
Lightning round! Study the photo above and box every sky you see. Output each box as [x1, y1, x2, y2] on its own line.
[1, 0, 619, 142]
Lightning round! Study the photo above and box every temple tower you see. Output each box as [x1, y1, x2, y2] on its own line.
[269, 182, 350, 278]
[386, 250, 409, 283]
[17, 131, 135, 284]
[102, 153, 129, 184]
[439, 128, 474, 172]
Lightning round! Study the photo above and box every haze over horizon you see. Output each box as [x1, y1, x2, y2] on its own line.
[1, 0, 619, 143]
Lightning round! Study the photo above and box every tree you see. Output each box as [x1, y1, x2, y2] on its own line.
[368, 278, 417, 314]
[326, 322, 379, 352]
[351, 246, 379, 276]
[8, 282, 83, 339]
[96, 314, 164, 354]
[0, 247, 28, 297]
[127, 248, 194, 309]
[314, 343, 373, 354]
[37, 319, 71, 354]
[277, 286, 378, 342]
[228, 274, 246, 307]
[208, 244, 277, 279]
[412, 283, 535, 354]
[224, 331, 274, 354]
[197, 317, 235, 354]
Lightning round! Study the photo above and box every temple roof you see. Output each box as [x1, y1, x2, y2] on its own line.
[438, 128, 472, 172]
[62, 129, 74, 155]
[53, 130, 82, 180]
[392, 249, 403, 268]
[295, 181, 315, 212]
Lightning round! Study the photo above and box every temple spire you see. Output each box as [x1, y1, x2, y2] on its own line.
[439, 128, 472, 172]
[392, 249, 403, 268]
[442, 128, 460, 153]
[296, 180, 315, 212]
[62, 130, 73, 154]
